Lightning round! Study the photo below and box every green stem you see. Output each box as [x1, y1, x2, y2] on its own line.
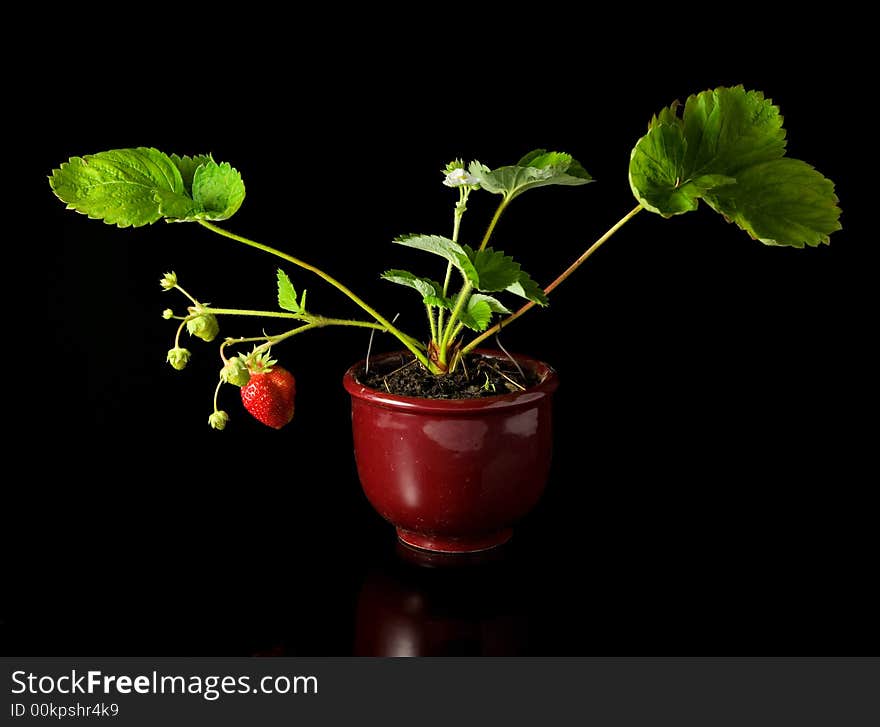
[438, 189, 468, 334]
[172, 283, 200, 307]
[202, 308, 306, 319]
[212, 378, 223, 412]
[219, 315, 425, 365]
[426, 304, 437, 341]
[197, 220, 429, 368]
[174, 320, 186, 348]
[435, 196, 507, 357]
[439, 281, 473, 359]
[202, 307, 388, 332]
[224, 321, 322, 355]
[437, 267, 452, 335]
[478, 198, 509, 251]
[462, 204, 643, 355]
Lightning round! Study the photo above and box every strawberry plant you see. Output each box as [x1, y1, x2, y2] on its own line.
[49, 86, 841, 430]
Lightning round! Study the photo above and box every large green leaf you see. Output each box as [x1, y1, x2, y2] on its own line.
[682, 88, 786, 176]
[705, 158, 842, 248]
[49, 147, 195, 227]
[629, 86, 841, 247]
[50, 148, 246, 226]
[469, 149, 593, 202]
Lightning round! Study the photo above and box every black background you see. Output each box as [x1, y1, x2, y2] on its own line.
[6, 15, 875, 657]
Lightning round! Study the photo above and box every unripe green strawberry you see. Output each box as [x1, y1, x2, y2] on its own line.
[240, 366, 296, 429]
[220, 356, 251, 387]
[186, 307, 219, 342]
[208, 410, 230, 430]
[167, 346, 191, 370]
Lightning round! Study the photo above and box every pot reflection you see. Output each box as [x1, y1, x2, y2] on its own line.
[354, 544, 527, 656]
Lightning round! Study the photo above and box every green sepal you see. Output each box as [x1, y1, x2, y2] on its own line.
[244, 348, 277, 374]
[160, 271, 178, 290]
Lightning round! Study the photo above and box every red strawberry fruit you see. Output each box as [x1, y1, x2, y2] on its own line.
[241, 365, 296, 429]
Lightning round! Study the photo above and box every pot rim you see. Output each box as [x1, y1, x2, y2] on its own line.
[342, 348, 559, 414]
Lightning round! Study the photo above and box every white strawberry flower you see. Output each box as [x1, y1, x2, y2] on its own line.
[443, 168, 479, 187]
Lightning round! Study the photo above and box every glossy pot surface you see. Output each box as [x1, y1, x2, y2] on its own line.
[343, 350, 558, 553]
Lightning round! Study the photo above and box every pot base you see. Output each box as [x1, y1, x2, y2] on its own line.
[396, 527, 513, 554]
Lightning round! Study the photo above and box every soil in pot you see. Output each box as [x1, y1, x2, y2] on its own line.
[358, 351, 540, 399]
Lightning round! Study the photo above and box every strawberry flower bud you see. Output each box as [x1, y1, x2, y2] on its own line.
[208, 410, 229, 430]
[166, 346, 191, 370]
[162, 308, 174, 319]
[186, 307, 220, 342]
[160, 271, 178, 290]
[220, 356, 251, 387]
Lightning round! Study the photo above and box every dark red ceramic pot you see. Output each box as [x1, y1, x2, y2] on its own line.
[342, 350, 559, 553]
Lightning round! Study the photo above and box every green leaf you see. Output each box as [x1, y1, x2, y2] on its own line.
[277, 269, 301, 312]
[468, 149, 593, 202]
[424, 294, 454, 309]
[462, 246, 548, 305]
[629, 85, 841, 246]
[704, 158, 842, 247]
[189, 161, 246, 221]
[49, 147, 194, 227]
[381, 270, 455, 309]
[469, 293, 511, 315]
[628, 123, 697, 215]
[169, 153, 214, 194]
[649, 100, 681, 129]
[457, 294, 511, 331]
[50, 148, 247, 226]
[682, 87, 786, 177]
[506, 269, 549, 306]
[381, 269, 442, 299]
[458, 297, 493, 332]
[393, 234, 479, 285]
[465, 246, 522, 292]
